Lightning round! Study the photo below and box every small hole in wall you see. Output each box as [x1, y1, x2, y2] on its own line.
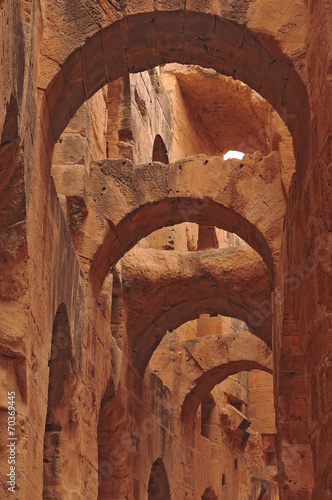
[234, 458, 238, 470]
[222, 474, 226, 486]
[153, 135, 169, 164]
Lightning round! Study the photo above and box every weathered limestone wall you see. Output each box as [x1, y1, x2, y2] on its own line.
[248, 371, 276, 436]
[273, 1, 332, 497]
[0, 1, 45, 496]
[0, 5, 113, 498]
[299, 3, 332, 498]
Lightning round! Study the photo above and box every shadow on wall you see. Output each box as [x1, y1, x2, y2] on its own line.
[200, 393, 218, 442]
[0, 94, 24, 228]
[43, 304, 78, 498]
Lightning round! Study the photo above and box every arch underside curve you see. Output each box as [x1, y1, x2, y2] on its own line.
[89, 152, 285, 286]
[41, 8, 309, 176]
[121, 245, 272, 373]
[180, 331, 272, 424]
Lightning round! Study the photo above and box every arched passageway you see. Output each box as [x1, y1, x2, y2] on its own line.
[0, 94, 22, 228]
[121, 245, 272, 375]
[148, 458, 171, 500]
[36, 4, 315, 500]
[152, 134, 169, 164]
[2, 0, 330, 499]
[43, 304, 79, 498]
[180, 331, 272, 426]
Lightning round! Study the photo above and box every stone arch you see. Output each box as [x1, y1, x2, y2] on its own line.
[90, 151, 285, 287]
[152, 134, 169, 164]
[40, 6, 309, 179]
[202, 487, 218, 500]
[121, 246, 272, 374]
[148, 457, 171, 500]
[43, 303, 78, 498]
[180, 331, 272, 426]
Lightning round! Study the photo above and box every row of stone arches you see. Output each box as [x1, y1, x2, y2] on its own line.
[41, 254, 313, 500]
[40, 144, 313, 499]
[41, 160, 312, 500]
[44, 299, 274, 498]
[33, 1, 314, 498]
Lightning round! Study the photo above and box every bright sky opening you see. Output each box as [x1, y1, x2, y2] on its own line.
[223, 150, 245, 160]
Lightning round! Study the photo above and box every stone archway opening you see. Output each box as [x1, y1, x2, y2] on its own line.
[42, 8, 310, 176]
[121, 244, 272, 377]
[89, 149, 286, 294]
[202, 487, 218, 500]
[152, 134, 169, 164]
[148, 458, 171, 500]
[0, 93, 27, 312]
[0, 94, 22, 229]
[43, 304, 78, 498]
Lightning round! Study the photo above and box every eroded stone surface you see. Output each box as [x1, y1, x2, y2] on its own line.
[121, 246, 272, 368]
[89, 152, 285, 286]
